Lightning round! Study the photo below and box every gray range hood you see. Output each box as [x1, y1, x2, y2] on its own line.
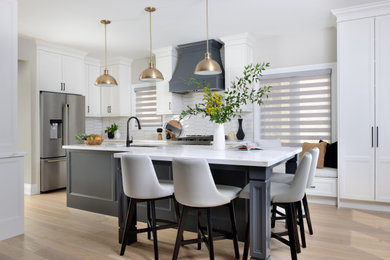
[169, 40, 225, 93]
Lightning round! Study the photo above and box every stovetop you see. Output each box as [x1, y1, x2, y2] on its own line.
[171, 135, 213, 145]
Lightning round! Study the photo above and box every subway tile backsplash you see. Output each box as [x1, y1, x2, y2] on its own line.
[85, 91, 254, 141]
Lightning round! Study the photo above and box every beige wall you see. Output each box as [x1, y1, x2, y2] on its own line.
[253, 27, 337, 69]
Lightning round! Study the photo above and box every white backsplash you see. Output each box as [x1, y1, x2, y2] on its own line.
[85, 91, 254, 141]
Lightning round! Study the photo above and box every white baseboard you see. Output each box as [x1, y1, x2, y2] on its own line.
[339, 199, 390, 213]
[24, 183, 39, 195]
[307, 195, 337, 206]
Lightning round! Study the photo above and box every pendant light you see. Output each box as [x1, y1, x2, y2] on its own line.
[95, 20, 118, 87]
[194, 0, 222, 75]
[139, 7, 164, 82]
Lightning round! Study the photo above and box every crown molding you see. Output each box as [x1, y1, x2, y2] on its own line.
[220, 33, 255, 48]
[332, 0, 390, 22]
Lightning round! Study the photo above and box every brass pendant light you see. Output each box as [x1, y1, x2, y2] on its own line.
[95, 20, 118, 87]
[194, 0, 222, 75]
[140, 7, 164, 82]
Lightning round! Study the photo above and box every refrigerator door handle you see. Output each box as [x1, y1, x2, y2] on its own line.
[47, 159, 67, 163]
[63, 104, 70, 145]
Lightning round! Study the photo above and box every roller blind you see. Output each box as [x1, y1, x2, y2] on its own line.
[260, 70, 332, 147]
[134, 86, 162, 127]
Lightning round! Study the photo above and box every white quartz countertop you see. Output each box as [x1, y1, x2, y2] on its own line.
[63, 143, 301, 167]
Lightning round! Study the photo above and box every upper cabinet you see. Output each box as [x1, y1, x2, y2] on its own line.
[100, 57, 132, 117]
[37, 42, 86, 95]
[154, 47, 182, 115]
[85, 58, 101, 117]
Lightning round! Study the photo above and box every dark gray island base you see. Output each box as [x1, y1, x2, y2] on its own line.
[66, 148, 298, 260]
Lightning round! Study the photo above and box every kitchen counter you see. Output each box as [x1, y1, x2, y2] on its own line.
[63, 143, 300, 167]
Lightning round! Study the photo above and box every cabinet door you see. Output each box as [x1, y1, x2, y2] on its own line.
[338, 18, 375, 201]
[156, 81, 172, 115]
[100, 65, 120, 116]
[375, 15, 390, 202]
[86, 64, 101, 116]
[62, 55, 84, 95]
[37, 50, 62, 92]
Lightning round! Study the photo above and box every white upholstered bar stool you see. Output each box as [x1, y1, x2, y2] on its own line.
[120, 154, 180, 259]
[172, 158, 242, 260]
[239, 153, 313, 260]
[270, 147, 319, 247]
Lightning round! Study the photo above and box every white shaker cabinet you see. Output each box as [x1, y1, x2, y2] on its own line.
[85, 59, 101, 117]
[37, 43, 86, 95]
[154, 47, 182, 115]
[375, 15, 390, 202]
[100, 58, 132, 117]
[333, 3, 390, 203]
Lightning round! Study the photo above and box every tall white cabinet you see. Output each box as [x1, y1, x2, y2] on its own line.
[333, 2, 390, 203]
[85, 58, 101, 117]
[0, 0, 25, 240]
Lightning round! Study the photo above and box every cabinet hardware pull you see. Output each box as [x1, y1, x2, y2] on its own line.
[88, 106, 90, 113]
[377, 126, 379, 147]
[169, 102, 171, 110]
[371, 127, 374, 148]
[63, 83, 65, 91]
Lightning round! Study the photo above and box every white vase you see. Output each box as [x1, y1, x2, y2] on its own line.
[114, 130, 121, 140]
[213, 123, 225, 150]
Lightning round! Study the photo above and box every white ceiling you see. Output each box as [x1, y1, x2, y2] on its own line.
[19, 0, 379, 59]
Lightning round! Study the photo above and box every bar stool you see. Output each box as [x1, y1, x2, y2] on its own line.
[120, 154, 180, 259]
[171, 158, 241, 260]
[239, 152, 312, 260]
[270, 147, 319, 247]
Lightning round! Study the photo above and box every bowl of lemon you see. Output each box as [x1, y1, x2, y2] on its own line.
[76, 134, 103, 145]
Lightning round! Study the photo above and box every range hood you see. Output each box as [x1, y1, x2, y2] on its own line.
[169, 40, 224, 93]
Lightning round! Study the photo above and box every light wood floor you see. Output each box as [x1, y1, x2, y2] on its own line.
[1, 191, 390, 260]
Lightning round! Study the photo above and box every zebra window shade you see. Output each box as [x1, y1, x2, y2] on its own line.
[260, 70, 332, 147]
[134, 86, 162, 127]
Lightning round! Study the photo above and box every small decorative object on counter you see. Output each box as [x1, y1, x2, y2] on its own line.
[165, 120, 182, 139]
[157, 128, 163, 140]
[84, 134, 103, 145]
[236, 118, 245, 140]
[180, 63, 271, 150]
[228, 131, 236, 141]
[105, 123, 118, 139]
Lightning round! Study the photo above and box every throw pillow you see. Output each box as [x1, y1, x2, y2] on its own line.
[301, 142, 328, 168]
[320, 140, 338, 168]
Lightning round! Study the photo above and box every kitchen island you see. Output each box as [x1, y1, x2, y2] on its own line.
[63, 143, 300, 260]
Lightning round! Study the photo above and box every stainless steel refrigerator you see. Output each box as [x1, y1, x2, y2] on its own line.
[40, 91, 85, 192]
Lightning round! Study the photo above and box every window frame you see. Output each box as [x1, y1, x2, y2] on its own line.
[253, 63, 337, 144]
[131, 83, 163, 130]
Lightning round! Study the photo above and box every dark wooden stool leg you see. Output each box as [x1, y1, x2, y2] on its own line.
[206, 208, 215, 260]
[172, 206, 188, 260]
[285, 203, 298, 260]
[147, 201, 152, 240]
[151, 200, 159, 260]
[291, 203, 301, 254]
[242, 217, 250, 260]
[302, 194, 313, 235]
[271, 204, 277, 228]
[197, 210, 202, 250]
[120, 198, 137, 256]
[296, 201, 306, 248]
[228, 202, 240, 259]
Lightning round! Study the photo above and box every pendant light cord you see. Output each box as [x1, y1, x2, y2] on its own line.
[206, 0, 209, 54]
[149, 10, 153, 66]
[104, 23, 108, 70]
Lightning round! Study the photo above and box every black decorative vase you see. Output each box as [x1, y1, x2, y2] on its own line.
[107, 132, 114, 139]
[236, 118, 245, 140]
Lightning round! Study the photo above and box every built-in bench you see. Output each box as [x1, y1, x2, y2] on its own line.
[306, 167, 338, 198]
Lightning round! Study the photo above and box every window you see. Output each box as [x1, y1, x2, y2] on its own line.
[260, 69, 332, 147]
[134, 85, 162, 128]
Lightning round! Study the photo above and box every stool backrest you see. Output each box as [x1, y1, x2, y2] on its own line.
[121, 154, 167, 199]
[307, 148, 319, 188]
[288, 152, 312, 202]
[172, 158, 228, 207]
